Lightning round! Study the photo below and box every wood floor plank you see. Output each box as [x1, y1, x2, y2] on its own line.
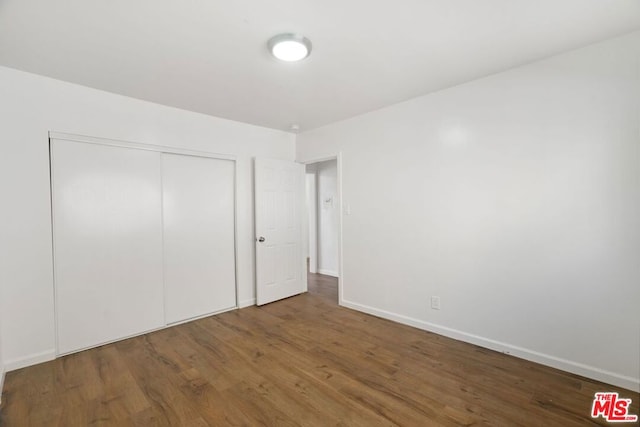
[1, 272, 638, 426]
[188, 316, 395, 426]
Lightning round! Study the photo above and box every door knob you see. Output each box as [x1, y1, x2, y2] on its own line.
[258, 236, 266, 242]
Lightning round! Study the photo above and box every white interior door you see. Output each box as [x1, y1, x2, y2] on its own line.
[51, 139, 165, 354]
[162, 154, 236, 324]
[255, 158, 305, 305]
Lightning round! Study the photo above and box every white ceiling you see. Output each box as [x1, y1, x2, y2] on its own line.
[0, 1, 638, 132]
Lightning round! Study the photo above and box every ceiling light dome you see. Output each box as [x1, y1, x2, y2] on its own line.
[268, 34, 312, 62]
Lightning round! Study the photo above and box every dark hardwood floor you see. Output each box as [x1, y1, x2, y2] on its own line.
[1, 273, 638, 426]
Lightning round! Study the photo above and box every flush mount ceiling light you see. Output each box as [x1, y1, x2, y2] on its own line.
[268, 33, 312, 62]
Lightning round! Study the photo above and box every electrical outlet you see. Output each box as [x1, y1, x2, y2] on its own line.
[431, 296, 441, 310]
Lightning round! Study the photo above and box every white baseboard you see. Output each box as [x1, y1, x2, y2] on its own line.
[4, 349, 55, 372]
[340, 299, 640, 392]
[317, 269, 339, 278]
[239, 298, 256, 308]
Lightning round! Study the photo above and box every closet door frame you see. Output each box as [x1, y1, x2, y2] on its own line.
[49, 131, 239, 356]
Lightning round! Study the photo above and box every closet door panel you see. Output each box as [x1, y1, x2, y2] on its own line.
[162, 154, 236, 324]
[51, 140, 165, 354]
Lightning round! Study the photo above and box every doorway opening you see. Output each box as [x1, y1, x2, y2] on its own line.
[305, 159, 339, 303]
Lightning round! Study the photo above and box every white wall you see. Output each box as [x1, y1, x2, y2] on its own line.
[297, 32, 640, 391]
[0, 66, 295, 371]
[316, 160, 339, 277]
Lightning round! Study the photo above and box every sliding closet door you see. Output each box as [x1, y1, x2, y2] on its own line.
[51, 139, 165, 354]
[162, 154, 236, 324]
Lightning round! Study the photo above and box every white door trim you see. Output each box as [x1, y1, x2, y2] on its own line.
[49, 132, 237, 161]
[300, 153, 344, 306]
[305, 171, 318, 274]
